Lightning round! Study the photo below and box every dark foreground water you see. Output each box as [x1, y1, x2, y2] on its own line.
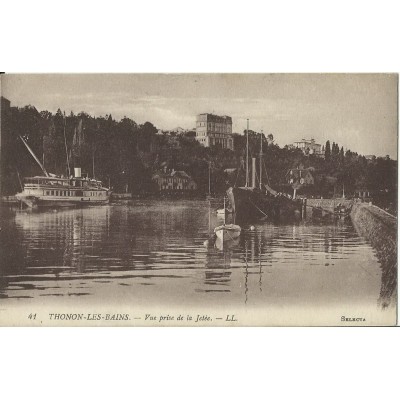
[0, 200, 396, 325]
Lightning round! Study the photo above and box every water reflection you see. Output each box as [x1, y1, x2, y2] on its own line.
[0, 201, 394, 314]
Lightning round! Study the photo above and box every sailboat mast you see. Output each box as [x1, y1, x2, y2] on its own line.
[93, 149, 95, 179]
[208, 161, 211, 195]
[260, 130, 263, 190]
[246, 119, 249, 187]
[63, 112, 71, 177]
[223, 196, 226, 225]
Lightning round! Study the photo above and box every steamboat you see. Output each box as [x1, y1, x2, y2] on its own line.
[15, 136, 111, 208]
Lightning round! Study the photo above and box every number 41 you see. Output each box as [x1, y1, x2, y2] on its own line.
[28, 313, 36, 320]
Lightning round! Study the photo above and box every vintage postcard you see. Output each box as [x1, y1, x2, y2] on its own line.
[0, 73, 397, 326]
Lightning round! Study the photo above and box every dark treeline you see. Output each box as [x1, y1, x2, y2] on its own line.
[1, 104, 397, 212]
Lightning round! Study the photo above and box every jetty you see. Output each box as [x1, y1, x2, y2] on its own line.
[306, 198, 353, 213]
[350, 203, 397, 308]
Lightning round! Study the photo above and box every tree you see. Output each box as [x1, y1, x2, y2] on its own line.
[325, 140, 331, 160]
[339, 146, 344, 164]
[331, 142, 339, 157]
[43, 118, 65, 174]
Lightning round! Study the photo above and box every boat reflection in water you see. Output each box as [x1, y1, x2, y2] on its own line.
[214, 236, 240, 251]
[0, 200, 396, 323]
[212, 197, 241, 242]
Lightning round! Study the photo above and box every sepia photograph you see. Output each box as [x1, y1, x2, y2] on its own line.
[2, 2, 400, 400]
[0, 73, 397, 326]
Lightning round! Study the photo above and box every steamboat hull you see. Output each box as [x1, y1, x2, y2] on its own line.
[16, 193, 110, 208]
[227, 187, 303, 222]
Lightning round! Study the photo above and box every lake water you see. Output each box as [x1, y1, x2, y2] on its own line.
[0, 200, 396, 325]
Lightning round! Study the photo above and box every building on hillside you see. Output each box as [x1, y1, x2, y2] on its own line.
[195, 113, 234, 150]
[286, 168, 315, 186]
[152, 168, 197, 192]
[172, 127, 186, 134]
[354, 189, 372, 199]
[292, 138, 323, 156]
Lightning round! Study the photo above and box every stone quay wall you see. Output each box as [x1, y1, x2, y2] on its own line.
[350, 203, 397, 308]
[306, 198, 353, 212]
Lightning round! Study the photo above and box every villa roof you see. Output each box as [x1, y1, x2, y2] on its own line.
[152, 170, 192, 180]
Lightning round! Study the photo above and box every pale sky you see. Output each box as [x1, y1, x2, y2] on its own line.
[1, 74, 398, 158]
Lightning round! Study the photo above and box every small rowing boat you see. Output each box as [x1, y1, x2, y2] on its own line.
[213, 197, 241, 241]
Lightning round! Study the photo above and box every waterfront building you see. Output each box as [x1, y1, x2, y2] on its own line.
[354, 189, 372, 199]
[152, 168, 197, 192]
[195, 113, 234, 150]
[286, 168, 315, 186]
[292, 138, 323, 156]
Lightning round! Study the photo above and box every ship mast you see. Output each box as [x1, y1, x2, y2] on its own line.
[19, 136, 49, 177]
[245, 119, 249, 187]
[223, 196, 226, 225]
[63, 112, 71, 177]
[260, 130, 263, 190]
[208, 161, 211, 195]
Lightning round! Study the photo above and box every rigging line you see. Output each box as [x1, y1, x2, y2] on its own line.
[254, 167, 260, 188]
[262, 158, 271, 186]
[15, 167, 23, 191]
[248, 198, 269, 218]
[225, 229, 236, 241]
